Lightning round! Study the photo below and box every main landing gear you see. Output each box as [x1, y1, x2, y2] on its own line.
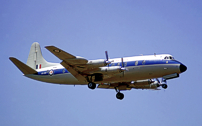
[88, 82, 96, 89]
[115, 87, 124, 100]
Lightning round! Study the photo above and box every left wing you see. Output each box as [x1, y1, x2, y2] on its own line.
[97, 79, 160, 90]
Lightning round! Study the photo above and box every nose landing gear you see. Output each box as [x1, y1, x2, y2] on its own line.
[161, 84, 168, 89]
[156, 78, 168, 89]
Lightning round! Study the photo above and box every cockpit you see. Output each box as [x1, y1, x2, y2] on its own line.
[164, 56, 174, 60]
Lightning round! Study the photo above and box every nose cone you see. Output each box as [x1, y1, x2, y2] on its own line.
[180, 64, 187, 73]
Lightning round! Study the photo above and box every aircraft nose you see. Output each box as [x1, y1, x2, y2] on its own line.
[180, 64, 187, 73]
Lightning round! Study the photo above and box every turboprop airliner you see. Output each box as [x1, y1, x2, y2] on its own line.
[9, 42, 187, 100]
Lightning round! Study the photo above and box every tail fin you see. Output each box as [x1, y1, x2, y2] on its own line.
[9, 57, 37, 75]
[26, 42, 57, 70]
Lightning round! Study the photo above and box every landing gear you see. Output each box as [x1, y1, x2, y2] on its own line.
[156, 78, 168, 89]
[116, 92, 124, 100]
[88, 82, 96, 89]
[115, 87, 124, 100]
[162, 84, 168, 89]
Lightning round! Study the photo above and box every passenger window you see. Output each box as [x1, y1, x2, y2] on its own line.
[111, 63, 115, 66]
[117, 63, 120, 66]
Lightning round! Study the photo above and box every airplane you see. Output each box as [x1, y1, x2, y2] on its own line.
[9, 42, 187, 100]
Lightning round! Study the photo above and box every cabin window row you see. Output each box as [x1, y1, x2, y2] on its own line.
[110, 60, 146, 67]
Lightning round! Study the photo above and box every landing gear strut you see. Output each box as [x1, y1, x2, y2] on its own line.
[115, 87, 124, 100]
[88, 82, 96, 89]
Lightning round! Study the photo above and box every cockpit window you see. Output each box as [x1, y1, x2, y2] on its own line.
[164, 56, 174, 60]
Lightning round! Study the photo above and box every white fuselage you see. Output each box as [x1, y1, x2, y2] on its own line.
[25, 54, 183, 85]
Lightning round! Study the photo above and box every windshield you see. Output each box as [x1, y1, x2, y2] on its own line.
[164, 56, 174, 60]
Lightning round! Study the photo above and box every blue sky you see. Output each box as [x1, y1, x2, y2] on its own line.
[1, 0, 202, 126]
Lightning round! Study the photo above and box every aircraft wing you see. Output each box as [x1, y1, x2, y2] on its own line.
[45, 46, 88, 82]
[45, 46, 130, 83]
[9, 57, 37, 75]
[45, 46, 88, 65]
[97, 80, 160, 90]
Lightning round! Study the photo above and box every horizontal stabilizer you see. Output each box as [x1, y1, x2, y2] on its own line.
[9, 57, 37, 75]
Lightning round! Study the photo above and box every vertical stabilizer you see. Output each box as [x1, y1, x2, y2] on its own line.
[26, 42, 57, 70]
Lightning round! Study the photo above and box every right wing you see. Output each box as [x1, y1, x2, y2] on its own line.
[45, 46, 88, 65]
[45, 46, 125, 83]
[45, 46, 88, 82]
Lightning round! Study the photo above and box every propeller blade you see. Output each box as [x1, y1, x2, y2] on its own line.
[156, 78, 160, 84]
[105, 51, 111, 66]
[105, 51, 108, 61]
[121, 57, 124, 77]
[121, 57, 124, 67]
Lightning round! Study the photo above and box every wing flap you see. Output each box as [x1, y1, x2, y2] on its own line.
[9, 57, 37, 75]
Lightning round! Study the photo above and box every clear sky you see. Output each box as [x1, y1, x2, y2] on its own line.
[1, 0, 202, 126]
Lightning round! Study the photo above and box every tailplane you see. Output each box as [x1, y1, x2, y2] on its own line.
[26, 42, 57, 70]
[9, 57, 37, 75]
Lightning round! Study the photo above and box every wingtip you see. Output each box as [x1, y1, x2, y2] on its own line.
[9, 57, 16, 61]
[45, 45, 54, 48]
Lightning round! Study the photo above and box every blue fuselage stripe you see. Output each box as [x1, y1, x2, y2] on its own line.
[37, 60, 181, 75]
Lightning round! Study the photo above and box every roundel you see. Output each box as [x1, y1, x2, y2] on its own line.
[49, 70, 54, 75]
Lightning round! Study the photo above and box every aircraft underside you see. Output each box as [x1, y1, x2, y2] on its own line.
[26, 63, 183, 100]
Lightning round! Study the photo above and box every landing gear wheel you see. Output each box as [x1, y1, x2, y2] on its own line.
[88, 83, 96, 89]
[116, 92, 124, 100]
[162, 84, 168, 89]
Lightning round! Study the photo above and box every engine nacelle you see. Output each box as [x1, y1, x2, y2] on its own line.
[99, 66, 124, 74]
[87, 59, 106, 68]
[131, 79, 152, 85]
[129, 79, 159, 89]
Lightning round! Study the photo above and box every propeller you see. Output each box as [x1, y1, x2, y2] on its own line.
[156, 78, 160, 84]
[121, 57, 127, 77]
[105, 51, 111, 66]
